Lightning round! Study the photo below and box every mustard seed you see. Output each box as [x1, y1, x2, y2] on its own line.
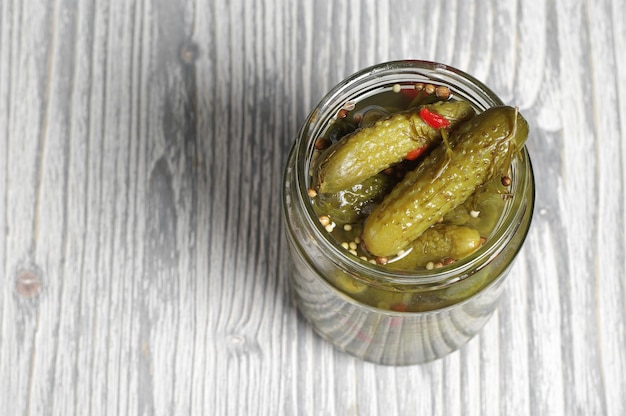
[376, 256, 389, 265]
[343, 101, 356, 111]
[435, 86, 451, 99]
[337, 108, 349, 119]
[315, 137, 330, 150]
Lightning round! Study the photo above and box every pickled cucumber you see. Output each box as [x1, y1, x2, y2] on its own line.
[390, 224, 482, 270]
[315, 100, 475, 194]
[362, 106, 528, 257]
[312, 173, 396, 224]
[445, 186, 507, 237]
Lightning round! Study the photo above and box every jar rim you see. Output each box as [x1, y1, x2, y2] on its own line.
[292, 60, 535, 289]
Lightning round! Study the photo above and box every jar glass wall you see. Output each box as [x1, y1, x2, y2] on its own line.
[282, 60, 535, 365]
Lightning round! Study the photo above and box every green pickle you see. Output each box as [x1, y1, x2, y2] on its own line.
[390, 224, 482, 270]
[362, 106, 528, 256]
[312, 173, 395, 224]
[309, 94, 528, 313]
[314, 100, 475, 194]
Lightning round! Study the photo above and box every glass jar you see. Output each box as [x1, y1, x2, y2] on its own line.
[281, 60, 535, 365]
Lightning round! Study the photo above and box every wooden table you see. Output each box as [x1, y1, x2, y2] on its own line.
[1, 0, 624, 414]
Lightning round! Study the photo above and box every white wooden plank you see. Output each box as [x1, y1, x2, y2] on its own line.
[588, 2, 626, 415]
[498, 267, 531, 416]
[33, 0, 82, 414]
[515, 0, 548, 110]
[527, 229, 565, 415]
[479, 311, 501, 416]
[1, 0, 55, 414]
[460, 336, 482, 416]
[71, 1, 113, 414]
[51, 0, 93, 413]
[488, 0, 518, 103]
[555, 0, 609, 413]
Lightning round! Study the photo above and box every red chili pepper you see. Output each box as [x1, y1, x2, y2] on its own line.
[390, 303, 407, 312]
[420, 107, 450, 129]
[405, 146, 427, 161]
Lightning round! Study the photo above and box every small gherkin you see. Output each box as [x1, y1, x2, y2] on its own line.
[314, 100, 475, 194]
[389, 224, 482, 270]
[362, 106, 529, 257]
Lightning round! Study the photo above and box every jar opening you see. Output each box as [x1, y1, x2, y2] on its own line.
[291, 60, 535, 290]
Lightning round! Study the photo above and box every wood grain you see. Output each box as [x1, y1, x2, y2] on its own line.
[1, 0, 624, 415]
